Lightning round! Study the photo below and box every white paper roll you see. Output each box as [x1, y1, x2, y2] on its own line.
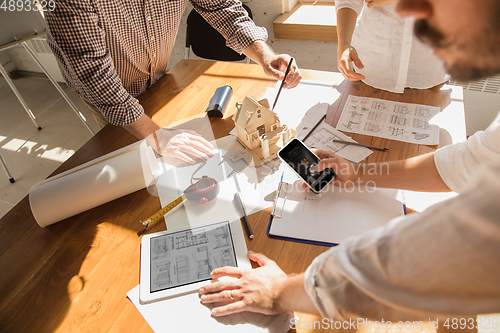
[29, 141, 159, 227]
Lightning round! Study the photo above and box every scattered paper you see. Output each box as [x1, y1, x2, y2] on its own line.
[296, 103, 372, 163]
[337, 96, 440, 145]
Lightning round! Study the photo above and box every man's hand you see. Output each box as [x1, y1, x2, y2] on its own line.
[262, 54, 301, 89]
[244, 40, 301, 89]
[365, 0, 397, 8]
[301, 149, 358, 190]
[198, 252, 288, 316]
[147, 128, 214, 164]
[338, 43, 366, 81]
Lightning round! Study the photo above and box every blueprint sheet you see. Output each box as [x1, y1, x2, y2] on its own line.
[337, 96, 440, 145]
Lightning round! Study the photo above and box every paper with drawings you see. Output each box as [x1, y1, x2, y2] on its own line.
[296, 103, 372, 163]
[337, 95, 440, 145]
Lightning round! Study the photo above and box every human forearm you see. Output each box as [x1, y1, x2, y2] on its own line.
[337, 8, 358, 47]
[243, 40, 276, 69]
[315, 150, 450, 192]
[275, 273, 320, 315]
[123, 114, 161, 140]
[355, 152, 450, 191]
[243, 40, 301, 88]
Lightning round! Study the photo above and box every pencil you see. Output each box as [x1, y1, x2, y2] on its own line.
[234, 193, 254, 239]
[331, 139, 388, 151]
[302, 114, 326, 142]
[272, 58, 294, 110]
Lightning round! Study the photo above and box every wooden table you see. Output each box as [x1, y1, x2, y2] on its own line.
[0, 60, 469, 333]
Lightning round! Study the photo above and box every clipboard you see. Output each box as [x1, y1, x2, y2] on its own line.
[267, 181, 405, 246]
[267, 181, 339, 246]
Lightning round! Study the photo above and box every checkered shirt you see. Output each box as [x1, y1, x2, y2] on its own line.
[45, 0, 267, 126]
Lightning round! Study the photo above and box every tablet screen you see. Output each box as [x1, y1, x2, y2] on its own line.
[149, 221, 237, 293]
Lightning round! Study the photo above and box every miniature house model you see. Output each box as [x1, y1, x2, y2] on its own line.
[233, 96, 294, 166]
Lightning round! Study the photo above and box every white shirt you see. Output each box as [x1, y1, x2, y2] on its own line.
[336, 1, 448, 93]
[303, 114, 500, 319]
[435, 112, 500, 192]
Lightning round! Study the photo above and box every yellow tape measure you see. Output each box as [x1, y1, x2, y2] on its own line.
[140, 195, 186, 230]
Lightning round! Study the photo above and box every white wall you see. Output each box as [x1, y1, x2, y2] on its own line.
[170, 0, 339, 72]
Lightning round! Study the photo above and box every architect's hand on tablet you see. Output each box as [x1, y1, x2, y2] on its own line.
[198, 252, 288, 316]
[147, 128, 214, 164]
[199, 252, 319, 316]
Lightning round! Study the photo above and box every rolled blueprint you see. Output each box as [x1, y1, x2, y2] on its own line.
[29, 141, 159, 227]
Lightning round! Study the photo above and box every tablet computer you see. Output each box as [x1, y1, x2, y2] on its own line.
[139, 220, 249, 304]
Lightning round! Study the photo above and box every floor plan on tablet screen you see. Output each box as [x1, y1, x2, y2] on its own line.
[150, 222, 236, 293]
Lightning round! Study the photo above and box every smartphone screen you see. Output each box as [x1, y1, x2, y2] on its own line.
[278, 138, 336, 193]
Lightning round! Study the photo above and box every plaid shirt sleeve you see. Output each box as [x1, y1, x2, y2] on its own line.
[190, 0, 268, 54]
[45, 0, 143, 126]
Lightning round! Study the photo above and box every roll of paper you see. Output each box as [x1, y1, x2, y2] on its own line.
[29, 141, 159, 227]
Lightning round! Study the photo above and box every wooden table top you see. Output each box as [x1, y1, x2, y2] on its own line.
[0, 60, 468, 333]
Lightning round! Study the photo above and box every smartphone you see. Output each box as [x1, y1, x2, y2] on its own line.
[278, 138, 336, 194]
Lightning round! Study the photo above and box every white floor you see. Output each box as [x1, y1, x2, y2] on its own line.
[0, 75, 100, 219]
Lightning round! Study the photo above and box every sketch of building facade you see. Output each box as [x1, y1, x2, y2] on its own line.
[153, 259, 172, 288]
[364, 122, 382, 133]
[195, 246, 210, 279]
[367, 111, 386, 122]
[388, 127, 405, 136]
[173, 230, 208, 250]
[415, 107, 433, 119]
[412, 132, 430, 140]
[372, 101, 387, 110]
[413, 118, 430, 129]
[176, 255, 190, 283]
[390, 115, 409, 126]
[152, 237, 171, 259]
[394, 104, 410, 114]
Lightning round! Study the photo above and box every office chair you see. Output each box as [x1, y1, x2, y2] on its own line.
[185, 5, 253, 62]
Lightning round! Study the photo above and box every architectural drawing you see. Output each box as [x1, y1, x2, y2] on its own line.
[176, 255, 191, 283]
[372, 101, 387, 110]
[364, 122, 382, 133]
[412, 132, 430, 140]
[413, 118, 430, 129]
[152, 237, 171, 259]
[415, 106, 433, 119]
[149, 221, 238, 293]
[368, 111, 386, 122]
[152, 259, 172, 288]
[388, 127, 405, 136]
[173, 230, 208, 250]
[195, 246, 210, 279]
[390, 115, 409, 126]
[342, 111, 364, 130]
[394, 104, 410, 114]
[305, 128, 350, 153]
[337, 95, 440, 145]
[302, 121, 373, 163]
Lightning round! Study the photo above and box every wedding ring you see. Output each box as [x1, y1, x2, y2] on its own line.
[230, 289, 234, 300]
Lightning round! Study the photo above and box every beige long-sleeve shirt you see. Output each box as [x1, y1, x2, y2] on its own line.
[304, 115, 500, 319]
